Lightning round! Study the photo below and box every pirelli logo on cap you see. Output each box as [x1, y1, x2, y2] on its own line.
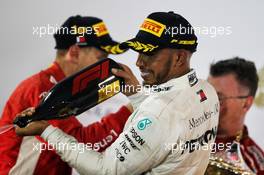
[140, 18, 165, 37]
[93, 22, 109, 37]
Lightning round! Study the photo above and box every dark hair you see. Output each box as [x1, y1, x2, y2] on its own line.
[210, 57, 259, 97]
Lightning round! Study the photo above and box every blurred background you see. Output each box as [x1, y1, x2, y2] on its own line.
[0, 0, 263, 152]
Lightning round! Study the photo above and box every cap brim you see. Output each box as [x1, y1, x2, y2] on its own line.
[99, 36, 128, 55]
[121, 37, 161, 55]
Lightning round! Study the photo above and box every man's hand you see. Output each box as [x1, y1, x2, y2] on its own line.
[15, 107, 50, 136]
[112, 63, 140, 96]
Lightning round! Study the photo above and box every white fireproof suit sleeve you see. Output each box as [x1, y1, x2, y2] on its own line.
[128, 91, 148, 110]
[41, 113, 168, 175]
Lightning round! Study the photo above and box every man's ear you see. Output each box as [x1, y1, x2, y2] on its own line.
[174, 50, 188, 67]
[67, 45, 80, 64]
[243, 96, 254, 112]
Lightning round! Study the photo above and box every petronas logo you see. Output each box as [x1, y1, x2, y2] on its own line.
[137, 118, 152, 130]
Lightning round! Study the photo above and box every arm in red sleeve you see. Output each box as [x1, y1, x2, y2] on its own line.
[0, 80, 41, 174]
[0, 100, 23, 174]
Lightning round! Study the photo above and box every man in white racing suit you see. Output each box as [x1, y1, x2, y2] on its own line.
[15, 11, 220, 175]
